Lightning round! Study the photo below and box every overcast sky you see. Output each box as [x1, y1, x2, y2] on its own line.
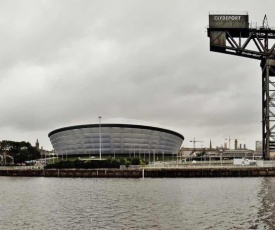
[0, 0, 274, 150]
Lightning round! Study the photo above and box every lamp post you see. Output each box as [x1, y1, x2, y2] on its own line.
[153, 149, 155, 167]
[98, 116, 102, 160]
[201, 144, 203, 162]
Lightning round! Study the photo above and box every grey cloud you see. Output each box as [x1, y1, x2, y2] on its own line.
[0, 0, 274, 149]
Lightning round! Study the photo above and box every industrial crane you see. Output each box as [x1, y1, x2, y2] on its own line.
[190, 138, 203, 149]
[207, 12, 275, 159]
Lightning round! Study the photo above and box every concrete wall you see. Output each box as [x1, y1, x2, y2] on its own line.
[257, 160, 275, 167]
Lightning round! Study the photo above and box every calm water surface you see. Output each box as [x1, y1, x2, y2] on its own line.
[0, 177, 275, 229]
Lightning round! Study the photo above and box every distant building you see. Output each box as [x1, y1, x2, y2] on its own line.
[222, 149, 260, 159]
[35, 139, 39, 150]
[180, 138, 261, 160]
[256, 141, 262, 151]
[34, 139, 54, 157]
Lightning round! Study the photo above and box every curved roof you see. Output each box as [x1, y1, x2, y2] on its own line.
[48, 123, 184, 140]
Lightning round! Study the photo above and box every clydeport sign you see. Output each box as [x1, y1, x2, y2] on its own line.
[209, 14, 249, 29]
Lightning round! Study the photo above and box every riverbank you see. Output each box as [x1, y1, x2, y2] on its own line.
[1, 166, 275, 178]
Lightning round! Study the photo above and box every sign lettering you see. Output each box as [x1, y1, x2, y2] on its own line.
[214, 16, 241, 21]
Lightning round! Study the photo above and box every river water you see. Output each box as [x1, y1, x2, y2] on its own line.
[0, 177, 275, 229]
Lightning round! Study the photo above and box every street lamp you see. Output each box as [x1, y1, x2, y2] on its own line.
[98, 116, 102, 160]
[201, 144, 203, 162]
[153, 149, 155, 167]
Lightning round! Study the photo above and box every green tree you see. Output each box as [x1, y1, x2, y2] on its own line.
[131, 157, 141, 165]
[125, 160, 131, 168]
[0, 140, 40, 164]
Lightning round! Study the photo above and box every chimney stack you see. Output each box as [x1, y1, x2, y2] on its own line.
[234, 139, 238, 150]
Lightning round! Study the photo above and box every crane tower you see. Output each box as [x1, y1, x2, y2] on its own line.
[207, 12, 275, 159]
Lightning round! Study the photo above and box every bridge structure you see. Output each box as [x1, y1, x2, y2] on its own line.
[207, 12, 275, 159]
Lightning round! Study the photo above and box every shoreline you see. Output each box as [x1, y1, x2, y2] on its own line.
[1, 167, 275, 178]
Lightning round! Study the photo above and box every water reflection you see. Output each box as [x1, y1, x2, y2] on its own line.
[0, 177, 275, 229]
[258, 177, 275, 229]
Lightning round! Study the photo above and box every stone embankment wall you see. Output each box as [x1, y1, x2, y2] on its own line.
[1, 167, 275, 178]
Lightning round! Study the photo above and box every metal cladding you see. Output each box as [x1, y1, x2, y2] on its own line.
[48, 124, 184, 156]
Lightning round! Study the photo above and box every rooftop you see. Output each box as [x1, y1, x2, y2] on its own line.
[209, 11, 248, 15]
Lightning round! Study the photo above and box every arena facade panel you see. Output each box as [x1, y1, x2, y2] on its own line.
[48, 124, 184, 157]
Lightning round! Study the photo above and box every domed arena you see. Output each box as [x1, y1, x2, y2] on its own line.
[48, 122, 184, 157]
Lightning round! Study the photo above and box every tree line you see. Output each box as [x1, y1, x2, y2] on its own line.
[0, 140, 40, 165]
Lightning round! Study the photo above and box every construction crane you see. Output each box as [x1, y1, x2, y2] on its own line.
[190, 138, 203, 149]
